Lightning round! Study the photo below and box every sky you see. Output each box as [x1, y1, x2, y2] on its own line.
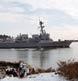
[0, 0, 78, 40]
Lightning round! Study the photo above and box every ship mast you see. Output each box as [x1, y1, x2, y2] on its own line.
[39, 20, 45, 35]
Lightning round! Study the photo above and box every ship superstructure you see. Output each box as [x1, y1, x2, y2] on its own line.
[0, 20, 72, 48]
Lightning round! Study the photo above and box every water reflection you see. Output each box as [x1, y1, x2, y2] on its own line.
[0, 43, 78, 69]
[16, 48, 73, 69]
[16, 49, 50, 69]
[31, 50, 50, 69]
[16, 49, 29, 62]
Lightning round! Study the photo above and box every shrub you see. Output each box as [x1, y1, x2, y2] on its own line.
[57, 60, 78, 80]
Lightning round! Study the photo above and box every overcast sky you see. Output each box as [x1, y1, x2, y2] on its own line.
[0, 0, 78, 40]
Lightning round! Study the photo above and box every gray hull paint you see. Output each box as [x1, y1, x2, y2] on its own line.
[0, 41, 72, 49]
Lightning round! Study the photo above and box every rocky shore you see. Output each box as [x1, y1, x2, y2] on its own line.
[0, 61, 55, 79]
[0, 61, 19, 79]
[0, 60, 78, 80]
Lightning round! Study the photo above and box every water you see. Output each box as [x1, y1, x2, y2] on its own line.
[0, 43, 78, 69]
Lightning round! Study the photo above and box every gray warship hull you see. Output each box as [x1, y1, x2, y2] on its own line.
[0, 40, 72, 49]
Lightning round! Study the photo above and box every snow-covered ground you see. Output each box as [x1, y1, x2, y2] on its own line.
[1, 72, 68, 81]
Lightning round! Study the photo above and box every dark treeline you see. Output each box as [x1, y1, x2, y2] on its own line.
[0, 34, 10, 39]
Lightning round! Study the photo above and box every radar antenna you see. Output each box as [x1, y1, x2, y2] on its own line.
[39, 20, 45, 34]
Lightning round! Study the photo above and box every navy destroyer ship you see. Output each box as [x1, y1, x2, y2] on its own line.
[0, 20, 72, 49]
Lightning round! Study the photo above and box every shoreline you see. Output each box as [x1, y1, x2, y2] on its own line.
[0, 61, 55, 79]
[0, 60, 78, 80]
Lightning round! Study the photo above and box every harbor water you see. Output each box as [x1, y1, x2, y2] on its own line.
[0, 42, 78, 69]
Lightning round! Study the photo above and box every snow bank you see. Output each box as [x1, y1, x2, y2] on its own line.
[1, 72, 67, 81]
